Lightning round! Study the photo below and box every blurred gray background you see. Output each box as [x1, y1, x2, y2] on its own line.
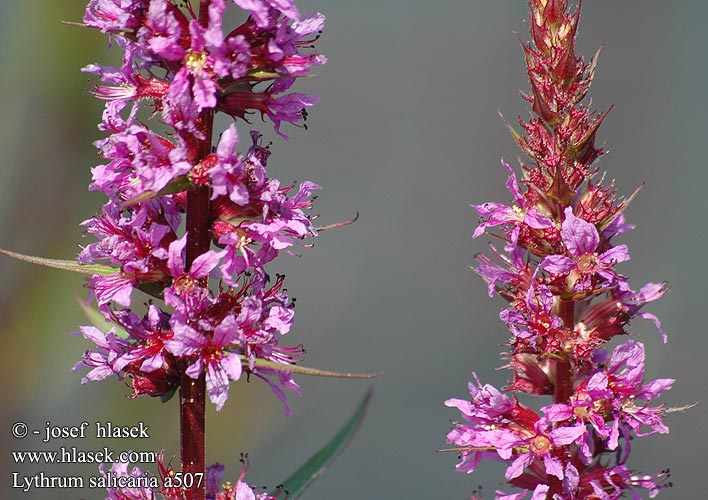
[1, 1, 706, 499]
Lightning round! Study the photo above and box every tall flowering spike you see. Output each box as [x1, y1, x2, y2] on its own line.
[74, 2, 327, 499]
[447, 2, 676, 498]
[77, 0, 326, 412]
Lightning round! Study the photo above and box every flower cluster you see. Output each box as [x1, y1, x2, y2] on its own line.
[445, 1, 674, 498]
[99, 456, 286, 500]
[74, 0, 326, 414]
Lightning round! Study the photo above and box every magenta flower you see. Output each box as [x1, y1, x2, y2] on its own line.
[217, 178, 320, 283]
[162, 74, 203, 137]
[208, 124, 250, 204]
[99, 461, 155, 500]
[82, 44, 143, 106]
[473, 161, 554, 250]
[217, 86, 320, 139]
[215, 273, 302, 414]
[205, 3, 251, 80]
[206, 461, 287, 500]
[164, 319, 243, 411]
[138, 0, 186, 61]
[499, 284, 563, 345]
[159, 4, 240, 113]
[267, 90, 320, 138]
[84, 0, 149, 33]
[90, 124, 192, 201]
[503, 418, 585, 483]
[474, 243, 531, 299]
[164, 235, 223, 307]
[597, 341, 674, 437]
[79, 201, 175, 307]
[541, 208, 630, 291]
[111, 305, 173, 373]
[445, 375, 525, 474]
[74, 326, 128, 383]
[231, 0, 300, 28]
[619, 282, 670, 343]
[95, 456, 286, 500]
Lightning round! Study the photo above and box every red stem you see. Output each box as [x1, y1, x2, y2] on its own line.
[180, 184, 210, 500]
[199, 0, 211, 26]
[554, 298, 575, 403]
[180, 372, 207, 500]
[180, 94, 214, 500]
[179, 9, 215, 500]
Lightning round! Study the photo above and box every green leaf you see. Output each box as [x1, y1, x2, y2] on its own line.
[248, 70, 281, 80]
[270, 389, 373, 498]
[0, 248, 117, 276]
[315, 212, 360, 233]
[121, 175, 193, 207]
[249, 357, 382, 379]
[76, 298, 130, 339]
[160, 385, 178, 404]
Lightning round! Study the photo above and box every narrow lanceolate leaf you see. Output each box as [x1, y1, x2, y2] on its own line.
[270, 389, 373, 499]
[248, 357, 382, 379]
[436, 445, 493, 454]
[121, 175, 193, 207]
[315, 212, 360, 232]
[76, 298, 130, 339]
[0, 248, 116, 276]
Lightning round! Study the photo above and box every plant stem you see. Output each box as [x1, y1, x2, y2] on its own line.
[180, 372, 206, 500]
[199, 0, 211, 26]
[180, 4, 214, 498]
[180, 101, 214, 500]
[554, 298, 575, 403]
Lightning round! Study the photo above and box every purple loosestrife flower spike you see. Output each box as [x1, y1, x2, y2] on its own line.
[445, 1, 676, 498]
[73, 2, 329, 499]
[76, 0, 327, 414]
